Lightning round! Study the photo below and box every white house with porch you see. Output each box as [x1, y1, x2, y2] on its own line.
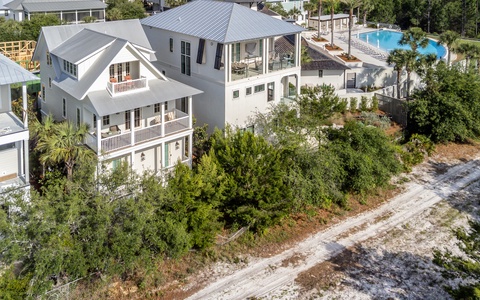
[4, 0, 106, 23]
[33, 20, 202, 174]
[0, 53, 38, 192]
[141, 1, 304, 131]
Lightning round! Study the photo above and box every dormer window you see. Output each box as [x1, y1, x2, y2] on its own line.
[63, 59, 77, 77]
[46, 51, 52, 65]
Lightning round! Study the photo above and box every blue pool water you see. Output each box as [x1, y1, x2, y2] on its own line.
[357, 30, 447, 59]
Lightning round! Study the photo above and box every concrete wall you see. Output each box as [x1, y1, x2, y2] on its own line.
[301, 69, 345, 91]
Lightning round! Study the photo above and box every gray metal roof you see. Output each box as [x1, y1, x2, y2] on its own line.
[309, 14, 350, 21]
[51, 29, 116, 64]
[85, 79, 202, 116]
[54, 39, 129, 100]
[0, 53, 38, 85]
[4, 0, 23, 10]
[141, 1, 304, 43]
[22, 0, 106, 12]
[37, 19, 152, 56]
[6, 0, 106, 11]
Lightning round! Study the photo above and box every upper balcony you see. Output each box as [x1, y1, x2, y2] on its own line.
[106, 76, 148, 96]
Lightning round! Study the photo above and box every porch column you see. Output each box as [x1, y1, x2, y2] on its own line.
[161, 103, 165, 137]
[75, 10, 78, 23]
[295, 33, 300, 67]
[23, 139, 29, 183]
[18, 141, 24, 181]
[188, 132, 193, 168]
[130, 110, 134, 145]
[160, 141, 165, 169]
[22, 82, 27, 127]
[60, 11, 62, 21]
[90, 9, 92, 17]
[130, 151, 135, 170]
[96, 116, 101, 153]
[225, 44, 231, 82]
[265, 38, 270, 74]
[188, 96, 192, 129]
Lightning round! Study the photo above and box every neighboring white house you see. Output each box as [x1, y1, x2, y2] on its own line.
[4, 0, 106, 23]
[0, 53, 38, 193]
[32, 19, 202, 175]
[141, 0, 304, 131]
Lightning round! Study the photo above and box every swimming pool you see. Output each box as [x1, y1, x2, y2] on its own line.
[357, 30, 446, 59]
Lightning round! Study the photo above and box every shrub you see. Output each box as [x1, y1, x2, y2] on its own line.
[371, 95, 379, 111]
[360, 112, 391, 130]
[349, 97, 358, 113]
[400, 134, 435, 170]
[360, 96, 369, 111]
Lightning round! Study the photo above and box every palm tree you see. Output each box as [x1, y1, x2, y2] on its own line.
[438, 30, 460, 65]
[31, 114, 56, 177]
[317, 0, 323, 38]
[416, 53, 438, 77]
[456, 42, 477, 72]
[303, 1, 317, 28]
[326, 0, 340, 48]
[288, 7, 301, 22]
[37, 121, 96, 181]
[399, 27, 429, 54]
[341, 0, 362, 59]
[361, 0, 373, 27]
[403, 50, 418, 98]
[387, 49, 407, 98]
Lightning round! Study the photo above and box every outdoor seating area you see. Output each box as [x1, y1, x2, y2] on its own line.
[338, 35, 388, 61]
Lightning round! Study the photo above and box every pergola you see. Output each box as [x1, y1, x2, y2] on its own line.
[308, 14, 350, 32]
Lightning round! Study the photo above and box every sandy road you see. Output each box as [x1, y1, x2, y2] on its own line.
[187, 158, 480, 300]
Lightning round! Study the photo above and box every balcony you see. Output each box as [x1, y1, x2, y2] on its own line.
[106, 76, 148, 96]
[85, 109, 190, 153]
[0, 112, 28, 144]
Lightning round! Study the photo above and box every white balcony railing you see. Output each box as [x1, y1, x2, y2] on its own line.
[106, 77, 148, 96]
[85, 109, 190, 154]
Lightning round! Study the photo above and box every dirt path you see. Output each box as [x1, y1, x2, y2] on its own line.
[187, 158, 480, 300]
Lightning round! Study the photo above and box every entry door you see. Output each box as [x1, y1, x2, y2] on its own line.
[164, 143, 172, 167]
[346, 73, 356, 88]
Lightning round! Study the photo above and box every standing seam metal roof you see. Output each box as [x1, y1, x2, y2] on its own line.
[23, 1, 106, 12]
[51, 29, 116, 64]
[141, 1, 304, 43]
[0, 53, 38, 85]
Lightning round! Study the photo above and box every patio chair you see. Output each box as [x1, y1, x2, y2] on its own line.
[109, 125, 120, 134]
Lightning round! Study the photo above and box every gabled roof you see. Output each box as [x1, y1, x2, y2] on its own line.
[141, 0, 304, 43]
[0, 53, 38, 85]
[85, 79, 202, 116]
[36, 19, 152, 58]
[51, 29, 116, 64]
[5, 0, 106, 11]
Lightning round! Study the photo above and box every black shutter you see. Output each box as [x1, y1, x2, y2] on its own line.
[197, 38, 205, 64]
[214, 43, 224, 70]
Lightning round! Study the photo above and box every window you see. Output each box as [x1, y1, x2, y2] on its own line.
[233, 90, 239, 99]
[231, 43, 240, 62]
[125, 62, 130, 75]
[181, 41, 191, 76]
[134, 108, 141, 127]
[41, 85, 46, 102]
[103, 115, 110, 126]
[4, 10, 8, 17]
[169, 38, 173, 52]
[197, 38, 205, 64]
[48, 77, 52, 88]
[180, 97, 188, 113]
[109, 65, 114, 78]
[154, 103, 161, 113]
[62, 98, 66, 118]
[93, 114, 97, 128]
[76, 108, 81, 127]
[46, 51, 51, 65]
[246, 87, 252, 96]
[63, 60, 77, 77]
[254, 84, 265, 93]
[162, 70, 166, 75]
[0, 142, 15, 151]
[214, 43, 224, 70]
[318, 70, 324, 78]
[267, 82, 274, 102]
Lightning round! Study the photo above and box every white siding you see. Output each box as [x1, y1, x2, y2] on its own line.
[0, 85, 10, 112]
[0, 143, 18, 179]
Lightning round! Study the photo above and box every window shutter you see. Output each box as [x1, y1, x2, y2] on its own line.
[214, 43, 224, 70]
[197, 39, 205, 64]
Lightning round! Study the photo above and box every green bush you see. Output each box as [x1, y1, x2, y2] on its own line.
[349, 97, 358, 113]
[400, 134, 435, 170]
[360, 96, 369, 111]
[371, 95, 379, 111]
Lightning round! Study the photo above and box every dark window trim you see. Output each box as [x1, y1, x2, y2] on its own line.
[214, 43, 223, 70]
[197, 38, 205, 64]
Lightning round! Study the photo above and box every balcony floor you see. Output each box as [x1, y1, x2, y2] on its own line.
[0, 112, 24, 137]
